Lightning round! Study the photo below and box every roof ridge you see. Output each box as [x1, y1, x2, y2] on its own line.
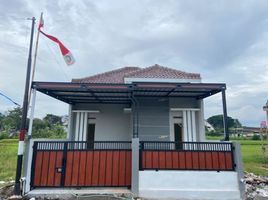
[72, 66, 141, 82]
[72, 64, 201, 84]
[125, 64, 201, 79]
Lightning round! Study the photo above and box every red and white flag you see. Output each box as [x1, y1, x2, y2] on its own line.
[38, 15, 75, 66]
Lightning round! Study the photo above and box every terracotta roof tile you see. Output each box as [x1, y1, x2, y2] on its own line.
[72, 67, 141, 83]
[125, 64, 201, 80]
[72, 64, 201, 83]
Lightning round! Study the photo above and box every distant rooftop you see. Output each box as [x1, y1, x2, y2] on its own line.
[72, 64, 201, 84]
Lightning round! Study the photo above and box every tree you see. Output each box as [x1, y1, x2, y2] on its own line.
[33, 118, 48, 130]
[2, 107, 22, 135]
[32, 119, 66, 139]
[207, 115, 242, 130]
[43, 114, 62, 127]
[0, 107, 67, 139]
[0, 113, 4, 130]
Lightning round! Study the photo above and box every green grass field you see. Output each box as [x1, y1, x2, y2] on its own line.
[0, 139, 18, 181]
[0, 138, 267, 182]
[207, 136, 268, 176]
[239, 140, 268, 176]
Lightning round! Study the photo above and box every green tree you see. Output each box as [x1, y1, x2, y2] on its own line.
[2, 107, 22, 135]
[43, 114, 62, 127]
[32, 118, 48, 130]
[0, 107, 67, 140]
[0, 113, 4, 130]
[207, 115, 242, 130]
[32, 116, 66, 139]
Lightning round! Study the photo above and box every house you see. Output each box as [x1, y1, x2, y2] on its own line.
[24, 64, 244, 200]
[239, 126, 261, 137]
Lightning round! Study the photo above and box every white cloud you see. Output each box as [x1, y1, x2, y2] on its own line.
[0, 0, 268, 126]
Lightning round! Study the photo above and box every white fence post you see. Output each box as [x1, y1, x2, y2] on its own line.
[131, 138, 139, 196]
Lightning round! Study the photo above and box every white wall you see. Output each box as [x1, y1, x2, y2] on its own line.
[72, 104, 131, 141]
[139, 171, 241, 200]
[71, 97, 205, 142]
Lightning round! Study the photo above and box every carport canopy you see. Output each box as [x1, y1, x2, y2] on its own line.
[31, 81, 229, 140]
[32, 81, 226, 105]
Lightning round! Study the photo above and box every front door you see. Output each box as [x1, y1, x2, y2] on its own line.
[174, 117, 183, 149]
[87, 118, 96, 149]
[87, 123, 95, 142]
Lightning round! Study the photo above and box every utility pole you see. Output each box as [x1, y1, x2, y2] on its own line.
[13, 17, 35, 197]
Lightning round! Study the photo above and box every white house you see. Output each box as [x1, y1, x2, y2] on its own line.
[24, 64, 244, 200]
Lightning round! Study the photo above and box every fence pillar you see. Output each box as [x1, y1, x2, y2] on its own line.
[24, 139, 34, 193]
[131, 138, 139, 196]
[233, 142, 245, 200]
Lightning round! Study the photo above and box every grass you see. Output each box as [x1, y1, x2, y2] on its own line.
[0, 139, 18, 182]
[241, 143, 268, 175]
[0, 137, 267, 182]
[236, 140, 268, 176]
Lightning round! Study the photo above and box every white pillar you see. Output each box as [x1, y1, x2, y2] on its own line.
[198, 100, 206, 141]
[75, 112, 80, 141]
[187, 110, 192, 141]
[83, 112, 88, 141]
[67, 105, 72, 140]
[131, 138, 139, 196]
[183, 111, 188, 141]
[79, 112, 84, 141]
[191, 111, 196, 141]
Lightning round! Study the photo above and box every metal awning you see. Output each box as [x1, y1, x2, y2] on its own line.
[32, 81, 226, 105]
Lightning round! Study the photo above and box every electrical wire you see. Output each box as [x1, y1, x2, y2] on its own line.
[0, 91, 20, 106]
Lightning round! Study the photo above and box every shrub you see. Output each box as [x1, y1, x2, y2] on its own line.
[206, 130, 223, 137]
[252, 134, 260, 140]
[0, 131, 9, 140]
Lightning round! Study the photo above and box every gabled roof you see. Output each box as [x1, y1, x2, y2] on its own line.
[72, 67, 140, 84]
[126, 64, 200, 79]
[72, 64, 201, 84]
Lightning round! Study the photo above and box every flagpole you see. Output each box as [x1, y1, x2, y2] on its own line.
[23, 15, 43, 189]
[28, 12, 42, 102]
[13, 17, 35, 197]
[22, 13, 43, 186]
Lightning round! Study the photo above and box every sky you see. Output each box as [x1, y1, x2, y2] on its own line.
[0, 0, 268, 127]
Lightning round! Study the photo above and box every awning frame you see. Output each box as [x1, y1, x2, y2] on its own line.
[32, 81, 226, 105]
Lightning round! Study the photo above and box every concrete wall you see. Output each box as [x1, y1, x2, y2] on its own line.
[72, 104, 132, 141]
[139, 171, 241, 200]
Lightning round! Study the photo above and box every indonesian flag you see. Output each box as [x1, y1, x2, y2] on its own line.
[38, 15, 75, 66]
